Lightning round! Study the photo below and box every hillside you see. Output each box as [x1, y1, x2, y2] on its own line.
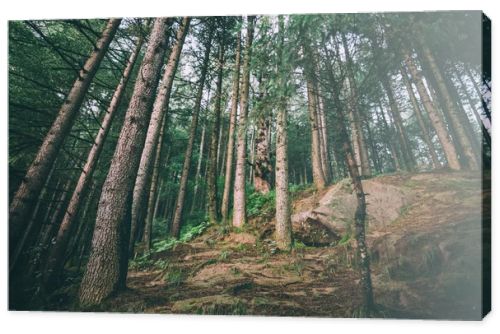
[49, 171, 486, 319]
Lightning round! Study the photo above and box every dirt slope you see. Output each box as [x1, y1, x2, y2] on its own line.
[60, 171, 487, 319]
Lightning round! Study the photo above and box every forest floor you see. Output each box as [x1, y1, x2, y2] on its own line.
[54, 170, 488, 319]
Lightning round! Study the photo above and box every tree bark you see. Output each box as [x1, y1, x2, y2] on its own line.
[9, 19, 121, 257]
[417, 43, 479, 170]
[43, 34, 144, 288]
[405, 54, 461, 171]
[170, 29, 213, 237]
[341, 33, 371, 177]
[377, 101, 401, 171]
[306, 79, 326, 190]
[381, 77, 416, 171]
[130, 17, 190, 243]
[253, 111, 272, 194]
[333, 90, 374, 315]
[142, 122, 165, 251]
[78, 18, 173, 307]
[401, 65, 441, 169]
[232, 16, 255, 228]
[207, 35, 226, 225]
[274, 18, 292, 250]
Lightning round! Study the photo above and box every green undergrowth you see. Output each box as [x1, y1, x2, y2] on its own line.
[130, 219, 210, 270]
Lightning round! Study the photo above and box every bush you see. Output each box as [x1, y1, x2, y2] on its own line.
[247, 190, 276, 218]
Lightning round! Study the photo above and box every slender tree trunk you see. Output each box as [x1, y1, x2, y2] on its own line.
[377, 101, 400, 171]
[316, 90, 332, 182]
[405, 54, 461, 171]
[401, 65, 440, 169]
[142, 114, 167, 251]
[43, 34, 144, 288]
[171, 29, 213, 237]
[417, 43, 479, 170]
[10, 163, 56, 273]
[78, 18, 173, 307]
[333, 93, 374, 315]
[190, 122, 207, 214]
[232, 16, 255, 228]
[306, 79, 326, 190]
[274, 18, 292, 250]
[66, 183, 96, 266]
[454, 67, 491, 146]
[130, 18, 190, 243]
[9, 19, 121, 257]
[466, 65, 491, 121]
[381, 77, 415, 171]
[341, 33, 371, 177]
[207, 36, 226, 225]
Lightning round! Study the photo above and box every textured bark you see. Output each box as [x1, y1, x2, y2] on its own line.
[341, 33, 371, 177]
[207, 39, 226, 225]
[381, 77, 416, 171]
[171, 30, 213, 237]
[316, 90, 332, 182]
[9, 19, 121, 257]
[306, 79, 326, 190]
[130, 18, 190, 243]
[44, 35, 144, 288]
[334, 94, 374, 315]
[78, 18, 172, 307]
[405, 55, 461, 171]
[418, 44, 479, 170]
[253, 113, 272, 194]
[401, 66, 441, 168]
[274, 19, 292, 250]
[275, 100, 292, 250]
[232, 16, 255, 228]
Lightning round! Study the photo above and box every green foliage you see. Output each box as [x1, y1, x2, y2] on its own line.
[163, 267, 185, 287]
[218, 249, 232, 262]
[247, 190, 276, 218]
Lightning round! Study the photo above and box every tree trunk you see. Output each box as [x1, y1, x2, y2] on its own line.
[466, 65, 491, 122]
[171, 29, 213, 237]
[78, 18, 173, 307]
[333, 92, 374, 315]
[401, 65, 441, 169]
[405, 54, 461, 171]
[207, 36, 226, 225]
[9, 19, 121, 257]
[141, 113, 167, 251]
[381, 77, 416, 171]
[454, 67, 491, 146]
[190, 122, 207, 214]
[130, 18, 190, 243]
[306, 79, 326, 190]
[232, 16, 255, 228]
[341, 33, 371, 177]
[253, 113, 272, 194]
[43, 34, 144, 288]
[418, 43, 479, 170]
[316, 90, 332, 182]
[377, 101, 401, 171]
[274, 18, 292, 250]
